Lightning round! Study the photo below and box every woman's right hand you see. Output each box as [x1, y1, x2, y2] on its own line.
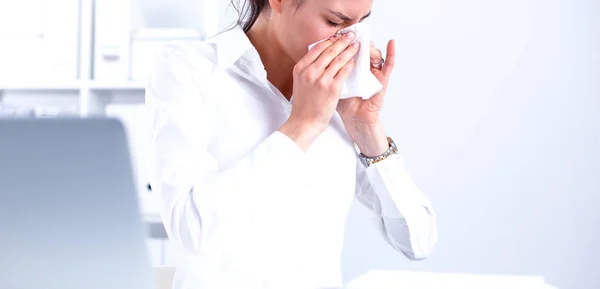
[279, 32, 360, 151]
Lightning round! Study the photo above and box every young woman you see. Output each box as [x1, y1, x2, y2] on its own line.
[146, 0, 438, 288]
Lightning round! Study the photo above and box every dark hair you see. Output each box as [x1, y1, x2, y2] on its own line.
[231, 0, 270, 33]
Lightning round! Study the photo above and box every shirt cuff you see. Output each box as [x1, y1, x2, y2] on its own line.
[365, 153, 434, 219]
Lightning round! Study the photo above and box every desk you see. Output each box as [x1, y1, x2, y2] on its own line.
[144, 213, 171, 266]
[346, 270, 558, 289]
[147, 220, 168, 239]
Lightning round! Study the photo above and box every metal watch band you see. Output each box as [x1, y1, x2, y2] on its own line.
[359, 137, 398, 167]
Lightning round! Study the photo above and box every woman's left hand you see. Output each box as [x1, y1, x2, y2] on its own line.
[336, 40, 395, 125]
[336, 40, 396, 156]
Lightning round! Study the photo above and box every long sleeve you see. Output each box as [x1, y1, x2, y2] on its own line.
[145, 43, 306, 253]
[354, 152, 438, 260]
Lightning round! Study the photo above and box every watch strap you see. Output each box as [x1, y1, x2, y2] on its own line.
[359, 137, 398, 167]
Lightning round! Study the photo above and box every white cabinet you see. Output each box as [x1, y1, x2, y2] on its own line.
[93, 0, 132, 80]
[0, 0, 79, 82]
[0, 0, 223, 115]
[94, 0, 218, 82]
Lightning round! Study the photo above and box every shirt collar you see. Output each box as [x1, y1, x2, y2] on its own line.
[206, 25, 255, 69]
[207, 25, 270, 88]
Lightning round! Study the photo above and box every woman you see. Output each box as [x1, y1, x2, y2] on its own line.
[146, 0, 438, 288]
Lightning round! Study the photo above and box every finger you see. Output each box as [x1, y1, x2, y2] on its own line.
[370, 46, 383, 63]
[322, 41, 360, 79]
[333, 57, 356, 85]
[313, 32, 356, 70]
[381, 40, 396, 79]
[296, 34, 341, 69]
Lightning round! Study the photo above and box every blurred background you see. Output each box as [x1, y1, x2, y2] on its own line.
[0, 0, 598, 289]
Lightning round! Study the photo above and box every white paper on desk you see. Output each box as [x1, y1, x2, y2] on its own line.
[308, 22, 383, 100]
[346, 270, 559, 289]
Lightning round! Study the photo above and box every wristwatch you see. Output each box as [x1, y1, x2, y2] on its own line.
[358, 137, 398, 167]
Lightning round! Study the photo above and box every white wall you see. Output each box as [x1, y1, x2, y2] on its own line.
[340, 1, 599, 289]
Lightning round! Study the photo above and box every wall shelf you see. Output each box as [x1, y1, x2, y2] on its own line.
[0, 81, 145, 92]
[88, 81, 146, 91]
[0, 81, 82, 92]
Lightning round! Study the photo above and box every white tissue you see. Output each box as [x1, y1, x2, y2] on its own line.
[308, 22, 383, 100]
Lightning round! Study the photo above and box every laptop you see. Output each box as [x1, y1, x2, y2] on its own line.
[0, 118, 156, 289]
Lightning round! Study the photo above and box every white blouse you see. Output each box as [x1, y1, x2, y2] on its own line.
[146, 25, 438, 289]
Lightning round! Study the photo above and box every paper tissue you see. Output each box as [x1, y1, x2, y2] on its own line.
[308, 22, 383, 100]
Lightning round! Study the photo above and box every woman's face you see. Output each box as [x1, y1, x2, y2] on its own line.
[271, 0, 374, 62]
